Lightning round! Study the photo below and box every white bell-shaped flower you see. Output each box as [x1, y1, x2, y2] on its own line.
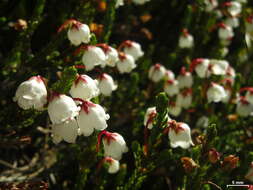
[176, 88, 192, 109]
[210, 59, 229, 75]
[132, 0, 150, 5]
[102, 157, 120, 174]
[204, 0, 218, 12]
[69, 74, 99, 100]
[148, 64, 166, 83]
[13, 76, 47, 110]
[97, 131, 128, 160]
[168, 102, 182, 117]
[218, 23, 234, 40]
[75, 99, 110, 136]
[97, 44, 119, 67]
[144, 107, 157, 130]
[67, 22, 90, 46]
[122, 40, 144, 60]
[245, 162, 253, 182]
[236, 97, 252, 117]
[167, 120, 194, 149]
[115, 0, 124, 8]
[178, 29, 194, 49]
[165, 70, 175, 80]
[82, 46, 106, 71]
[116, 53, 136, 73]
[97, 73, 118, 96]
[190, 58, 210, 78]
[48, 93, 80, 124]
[51, 119, 78, 144]
[224, 17, 240, 28]
[223, 1, 242, 17]
[177, 67, 193, 89]
[164, 79, 179, 97]
[207, 83, 227, 103]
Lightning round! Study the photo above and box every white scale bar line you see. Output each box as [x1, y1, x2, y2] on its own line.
[227, 184, 250, 187]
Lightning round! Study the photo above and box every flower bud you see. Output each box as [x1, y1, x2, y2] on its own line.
[97, 73, 118, 96]
[167, 120, 194, 149]
[122, 40, 144, 60]
[178, 29, 194, 49]
[97, 131, 128, 160]
[103, 157, 120, 174]
[116, 53, 136, 73]
[164, 79, 179, 97]
[69, 74, 99, 100]
[13, 76, 47, 110]
[207, 83, 227, 103]
[148, 64, 166, 83]
[181, 157, 199, 173]
[51, 119, 78, 144]
[48, 93, 80, 124]
[208, 148, 220, 164]
[115, 0, 124, 8]
[75, 99, 109, 136]
[221, 155, 239, 170]
[82, 46, 106, 71]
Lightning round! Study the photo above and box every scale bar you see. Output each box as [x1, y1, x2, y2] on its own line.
[227, 184, 250, 187]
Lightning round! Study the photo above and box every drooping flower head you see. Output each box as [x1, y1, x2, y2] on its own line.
[148, 63, 166, 83]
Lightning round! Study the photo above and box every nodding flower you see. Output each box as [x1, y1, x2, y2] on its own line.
[69, 74, 99, 100]
[13, 75, 48, 110]
[97, 131, 128, 160]
[58, 19, 91, 46]
[148, 63, 166, 83]
[119, 40, 144, 61]
[74, 98, 109, 137]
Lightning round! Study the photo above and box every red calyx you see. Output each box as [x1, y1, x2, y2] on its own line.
[96, 130, 117, 152]
[240, 96, 249, 105]
[169, 121, 185, 134]
[182, 28, 189, 37]
[154, 63, 161, 70]
[168, 101, 176, 107]
[74, 75, 87, 86]
[180, 67, 188, 76]
[75, 65, 86, 69]
[57, 19, 82, 33]
[221, 78, 233, 86]
[29, 75, 45, 83]
[190, 58, 204, 72]
[182, 88, 192, 97]
[73, 45, 90, 56]
[218, 22, 227, 29]
[48, 91, 61, 102]
[240, 87, 253, 94]
[96, 43, 111, 53]
[222, 2, 232, 7]
[99, 73, 108, 81]
[73, 98, 96, 114]
[167, 79, 174, 85]
[118, 52, 127, 60]
[246, 16, 253, 24]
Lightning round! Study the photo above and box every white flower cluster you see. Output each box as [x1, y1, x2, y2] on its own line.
[13, 19, 144, 175]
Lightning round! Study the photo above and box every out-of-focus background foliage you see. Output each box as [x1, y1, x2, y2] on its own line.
[1, 0, 253, 189]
